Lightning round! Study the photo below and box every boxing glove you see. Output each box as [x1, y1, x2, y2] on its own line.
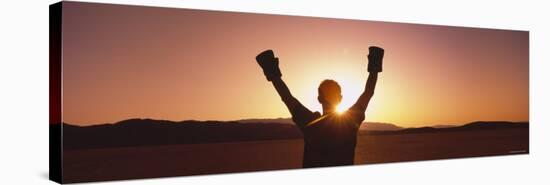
[368, 46, 384, 73]
[256, 49, 282, 81]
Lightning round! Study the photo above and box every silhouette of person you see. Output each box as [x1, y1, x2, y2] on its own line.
[256, 47, 384, 168]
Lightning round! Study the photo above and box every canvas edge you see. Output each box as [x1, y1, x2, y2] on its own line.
[49, 1, 63, 184]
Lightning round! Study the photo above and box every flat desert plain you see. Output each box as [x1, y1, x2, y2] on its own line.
[62, 128, 528, 183]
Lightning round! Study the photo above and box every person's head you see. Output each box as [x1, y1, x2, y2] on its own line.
[318, 79, 342, 109]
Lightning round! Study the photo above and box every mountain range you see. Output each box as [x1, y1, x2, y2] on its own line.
[59, 118, 528, 150]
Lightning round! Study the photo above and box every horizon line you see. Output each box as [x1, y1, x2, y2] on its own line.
[57, 117, 530, 128]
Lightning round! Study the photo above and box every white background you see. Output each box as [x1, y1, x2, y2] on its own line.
[0, 0, 549, 184]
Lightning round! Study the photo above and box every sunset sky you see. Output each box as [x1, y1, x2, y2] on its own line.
[61, 2, 529, 127]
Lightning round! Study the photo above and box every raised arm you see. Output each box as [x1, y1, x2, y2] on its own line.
[353, 72, 379, 112]
[255, 49, 298, 108]
[256, 50, 314, 128]
[271, 77, 300, 110]
[352, 46, 384, 113]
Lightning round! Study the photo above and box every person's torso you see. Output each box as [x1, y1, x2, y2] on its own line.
[301, 113, 361, 167]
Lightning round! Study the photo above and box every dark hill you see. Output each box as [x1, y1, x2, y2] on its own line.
[362, 121, 528, 135]
[361, 122, 404, 131]
[62, 119, 302, 150]
[60, 119, 528, 150]
[237, 118, 294, 124]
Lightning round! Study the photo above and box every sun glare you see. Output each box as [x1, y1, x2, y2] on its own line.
[332, 75, 363, 115]
[335, 104, 345, 114]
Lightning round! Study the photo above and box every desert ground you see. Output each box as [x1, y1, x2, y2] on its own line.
[62, 128, 528, 183]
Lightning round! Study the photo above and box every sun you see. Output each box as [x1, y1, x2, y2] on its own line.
[335, 104, 346, 114]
